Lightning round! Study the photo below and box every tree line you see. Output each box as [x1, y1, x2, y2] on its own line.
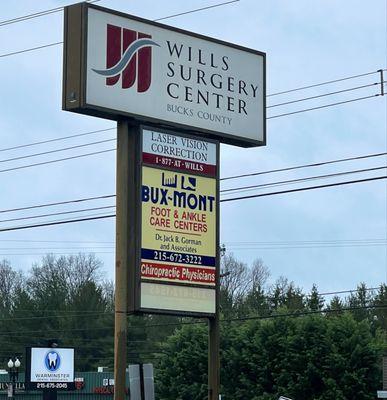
[0, 253, 386, 399]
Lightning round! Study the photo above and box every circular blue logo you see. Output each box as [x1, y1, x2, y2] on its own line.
[44, 351, 61, 372]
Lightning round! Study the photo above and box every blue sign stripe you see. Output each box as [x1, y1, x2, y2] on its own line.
[141, 248, 216, 267]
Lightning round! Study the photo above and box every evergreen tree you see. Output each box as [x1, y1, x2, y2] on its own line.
[307, 284, 325, 311]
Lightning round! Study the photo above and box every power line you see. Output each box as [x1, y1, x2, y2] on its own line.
[0, 148, 115, 173]
[267, 70, 380, 97]
[267, 82, 381, 108]
[319, 287, 380, 296]
[0, 205, 115, 224]
[0, 139, 115, 164]
[220, 165, 387, 194]
[225, 238, 387, 245]
[268, 94, 380, 119]
[0, 128, 115, 153]
[1, 239, 386, 251]
[0, 79, 381, 157]
[0, 0, 241, 58]
[0, 164, 384, 223]
[0, 194, 115, 214]
[228, 244, 387, 251]
[221, 175, 387, 203]
[221, 152, 387, 181]
[0, 239, 115, 244]
[154, 0, 240, 21]
[0, 167, 383, 230]
[0, 214, 115, 233]
[1, 151, 383, 214]
[0, 0, 100, 27]
[0, 41, 63, 59]
[0, 304, 385, 336]
[0, 251, 114, 256]
[0, 175, 386, 233]
[226, 304, 387, 323]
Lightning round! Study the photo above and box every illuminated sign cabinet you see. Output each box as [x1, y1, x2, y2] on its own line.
[63, 2, 266, 147]
[139, 128, 218, 315]
[25, 347, 75, 391]
[63, 2, 266, 317]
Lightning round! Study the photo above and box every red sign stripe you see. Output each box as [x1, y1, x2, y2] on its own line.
[142, 152, 217, 177]
[141, 261, 216, 285]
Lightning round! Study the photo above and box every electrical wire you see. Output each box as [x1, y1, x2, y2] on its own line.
[0, 0, 100, 27]
[220, 165, 387, 195]
[0, 194, 115, 214]
[0, 41, 63, 59]
[154, 0, 240, 21]
[0, 214, 115, 233]
[267, 82, 381, 108]
[0, 304, 385, 336]
[0, 77, 382, 158]
[0, 164, 384, 223]
[267, 94, 380, 119]
[0, 205, 115, 224]
[0, 138, 115, 163]
[0, 166, 383, 227]
[1, 239, 386, 251]
[221, 175, 387, 203]
[0, 176, 386, 233]
[1, 151, 384, 214]
[3, 286, 384, 319]
[0, 0, 241, 58]
[267, 70, 380, 97]
[221, 152, 387, 181]
[0, 127, 115, 153]
[0, 148, 115, 173]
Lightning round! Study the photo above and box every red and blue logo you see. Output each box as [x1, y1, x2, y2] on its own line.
[92, 24, 159, 92]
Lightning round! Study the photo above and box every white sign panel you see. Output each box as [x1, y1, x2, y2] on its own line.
[64, 3, 266, 147]
[30, 348, 74, 383]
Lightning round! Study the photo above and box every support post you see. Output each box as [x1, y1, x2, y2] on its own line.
[378, 69, 385, 96]
[115, 121, 141, 400]
[208, 316, 220, 400]
[208, 140, 220, 400]
[42, 390, 57, 400]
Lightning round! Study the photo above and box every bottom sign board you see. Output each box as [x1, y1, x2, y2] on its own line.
[140, 281, 216, 314]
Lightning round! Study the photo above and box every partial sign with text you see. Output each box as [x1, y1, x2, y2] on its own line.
[140, 128, 218, 315]
[63, 3, 266, 147]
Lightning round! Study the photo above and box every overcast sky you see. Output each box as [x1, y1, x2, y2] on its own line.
[0, 0, 386, 297]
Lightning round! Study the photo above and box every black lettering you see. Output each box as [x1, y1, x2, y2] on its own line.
[222, 56, 229, 71]
[210, 53, 218, 68]
[238, 99, 247, 115]
[198, 49, 206, 65]
[166, 41, 183, 57]
[167, 62, 175, 78]
[185, 86, 193, 102]
[239, 80, 248, 96]
[197, 69, 206, 85]
[167, 83, 179, 99]
[210, 74, 222, 89]
[180, 65, 192, 81]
